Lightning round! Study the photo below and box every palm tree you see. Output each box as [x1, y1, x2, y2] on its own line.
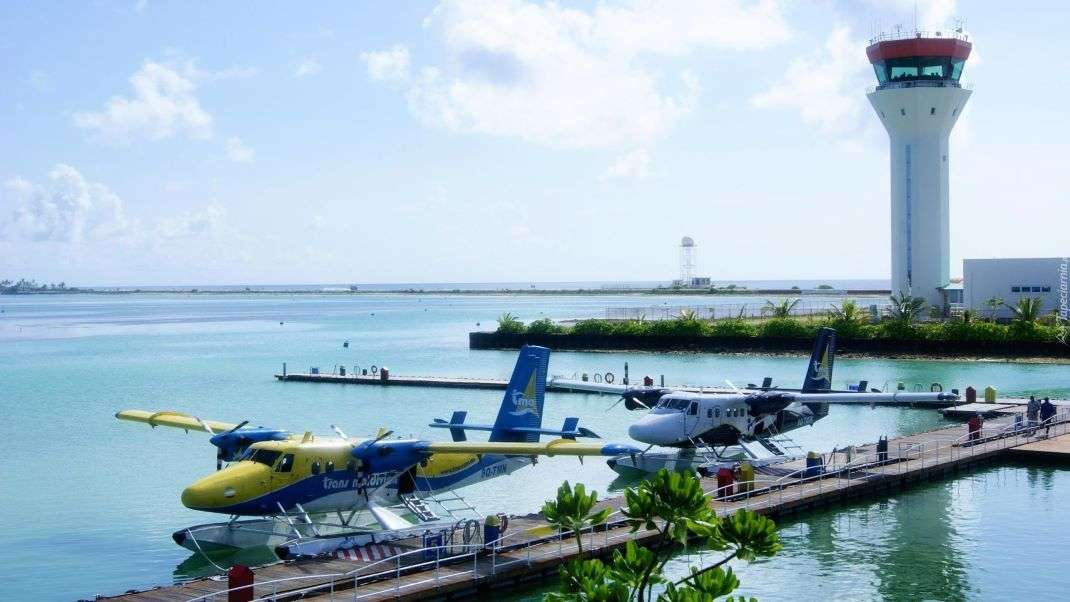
[677, 308, 698, 322]
[1004, 297, 1043, 324]
[984, 296, 1004, 321]
[762, 298, 800, 319]
[542, 481, 611, 556]
[888, 292, 927, 324]
[829, 299, 861, 323]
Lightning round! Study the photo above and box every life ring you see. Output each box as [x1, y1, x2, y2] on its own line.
[930, 383, 943, 392]
[593, 373, 603, 383]
[604, 372, 615, 384]
[371, 365, 379, 375]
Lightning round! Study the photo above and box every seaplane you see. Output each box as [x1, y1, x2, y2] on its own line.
[590, 328, 959, 474]
[116, 345, 639, 557]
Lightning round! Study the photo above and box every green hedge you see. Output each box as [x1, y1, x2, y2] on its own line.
[496, 316, 1066, 345]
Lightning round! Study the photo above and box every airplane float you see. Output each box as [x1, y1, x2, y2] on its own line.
[576, 328, 959, 473]
[116, 345, 639, 554]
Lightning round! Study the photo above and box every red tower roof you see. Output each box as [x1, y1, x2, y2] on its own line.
[866, 37, 971, 64]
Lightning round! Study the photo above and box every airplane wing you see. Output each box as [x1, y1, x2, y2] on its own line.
[784, 391, 959, 404]
[116, 409, 238, 433]
[547, 377, 628, 395]
[422, 439, 639, 457]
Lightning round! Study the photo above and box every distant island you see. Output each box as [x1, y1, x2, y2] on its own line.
[0, 278, 888, 296]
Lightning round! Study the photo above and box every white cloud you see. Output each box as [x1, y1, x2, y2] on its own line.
[360, 45, 411, 82]
[2, 164, 131, 243]
[600, 149, 652, 182]
[750, 26, 871, 136]
[365, 0, 792, 150]
[73, 60, 213, 142]
[153, 205, 225, 240]
[294, 58, 323, 78]
[225, 137, 255, 164]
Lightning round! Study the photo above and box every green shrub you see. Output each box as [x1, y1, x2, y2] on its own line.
[876, 320, 919, 340]
[646, 318, 706, 336]
[496, 312, 525, 334]
[934, 320, 1007, 342]
[570, 319, 618, 336]
[709, 318, 756, 337]
[526, 318, 565, 335]
[758, 317, 814, 339]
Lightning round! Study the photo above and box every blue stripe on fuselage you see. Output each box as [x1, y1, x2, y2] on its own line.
[189, 455, 522, 516]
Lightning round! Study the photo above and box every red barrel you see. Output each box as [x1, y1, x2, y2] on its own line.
[715, 467, 734, 499]
[965, 386, 977, 403]
[228, 564, 254, 602]
[967, 415, 982, 441]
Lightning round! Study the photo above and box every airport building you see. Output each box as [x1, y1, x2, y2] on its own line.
[963, 257, 1069, 319]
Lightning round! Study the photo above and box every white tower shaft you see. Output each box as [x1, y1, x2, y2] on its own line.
[868, 86, 970, 307]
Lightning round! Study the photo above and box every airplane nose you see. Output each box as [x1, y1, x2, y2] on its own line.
[181, 481, 216, 510]
[628, 415, 685, 446]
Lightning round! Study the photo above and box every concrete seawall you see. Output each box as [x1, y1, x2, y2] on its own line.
[469, 331, 1070, 358]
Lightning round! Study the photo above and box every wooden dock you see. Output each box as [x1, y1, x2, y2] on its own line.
[100, 412, 1070, 602]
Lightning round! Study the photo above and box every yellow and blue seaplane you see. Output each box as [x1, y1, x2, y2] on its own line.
[117, 345, 639, 556]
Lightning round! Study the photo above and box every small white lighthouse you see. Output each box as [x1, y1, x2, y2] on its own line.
[866, 31, 972, 307]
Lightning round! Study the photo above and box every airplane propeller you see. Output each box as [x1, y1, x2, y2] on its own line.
[206, 420, 250, 470]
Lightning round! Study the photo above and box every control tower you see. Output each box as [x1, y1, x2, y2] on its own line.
[866, 31, 972, 307]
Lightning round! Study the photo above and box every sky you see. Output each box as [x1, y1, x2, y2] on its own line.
[1, 0, 1068, 286]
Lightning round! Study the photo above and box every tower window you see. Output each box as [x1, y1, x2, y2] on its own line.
[900, 108, 906, 116]
[930, 107, 936, 115]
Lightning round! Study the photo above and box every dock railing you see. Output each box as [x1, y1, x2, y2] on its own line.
[185, 411, 1070, 601]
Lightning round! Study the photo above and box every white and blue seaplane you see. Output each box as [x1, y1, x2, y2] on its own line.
[117, 345, 639, 558]
[559, 328, 959, 474]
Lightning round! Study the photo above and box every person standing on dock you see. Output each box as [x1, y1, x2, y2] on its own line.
[1040, 397, 1056, 436]
[1027, 396, 1040, 431]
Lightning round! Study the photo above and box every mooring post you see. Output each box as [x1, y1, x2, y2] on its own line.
[282, 362, 287, 377]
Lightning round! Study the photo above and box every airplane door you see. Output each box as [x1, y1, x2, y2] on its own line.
[685, 401, 701, 438]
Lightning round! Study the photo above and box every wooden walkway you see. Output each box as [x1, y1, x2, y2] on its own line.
[101, 415, 1070, 602]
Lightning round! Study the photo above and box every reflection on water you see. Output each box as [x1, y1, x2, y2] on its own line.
[174, 547, 278, 582]
[507, 464, 1070, 601]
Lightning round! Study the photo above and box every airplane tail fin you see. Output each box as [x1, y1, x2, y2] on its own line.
[801, 327, 835, 420]
[802, 327, 836, 392]
[489, 345, 549, 443]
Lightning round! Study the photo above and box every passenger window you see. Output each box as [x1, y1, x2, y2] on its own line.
[310, 461, 321, 475]
[325, 461, 335, 473]
[707, 409, 713, 418]
[715, 408, 721, 418]
[276, 454, 294, 473]
[346, 459, 357, 473]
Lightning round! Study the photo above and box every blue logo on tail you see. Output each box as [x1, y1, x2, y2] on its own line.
[491, 345, 549, 442]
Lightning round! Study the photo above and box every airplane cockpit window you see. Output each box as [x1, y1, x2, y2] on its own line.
[688, 402, 698, 415]
[276, 453, 295, 473]
[250, 450, 281, 467]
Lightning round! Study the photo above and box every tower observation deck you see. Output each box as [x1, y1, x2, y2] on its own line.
[866, 31, 972, 308]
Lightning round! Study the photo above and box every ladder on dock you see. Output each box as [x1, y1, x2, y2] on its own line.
[400, 494, 439, 522]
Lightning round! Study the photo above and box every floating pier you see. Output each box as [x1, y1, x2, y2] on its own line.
[101, 414, 1070, 602]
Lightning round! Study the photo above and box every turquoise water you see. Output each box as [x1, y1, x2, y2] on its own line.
[511, 462, 1070, 601]
[1, 294, 1067, 600]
